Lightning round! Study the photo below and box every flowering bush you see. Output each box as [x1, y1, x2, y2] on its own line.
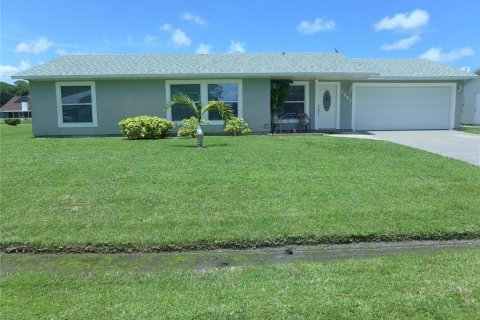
[224, 117, 251, 136]
[119, 116, 173, 139]
[177, 117, 198, 138]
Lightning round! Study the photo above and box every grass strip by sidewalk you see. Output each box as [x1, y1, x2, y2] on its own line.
[460, 125, 480, 134]
[1, 249, 479, 319]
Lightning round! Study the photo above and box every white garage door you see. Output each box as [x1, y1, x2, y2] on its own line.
[353, 84, 454, 130]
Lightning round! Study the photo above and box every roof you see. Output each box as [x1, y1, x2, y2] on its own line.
[11, 52, 477, 81]
[0, 96, 30, 112]
[352, 58, 477, 79]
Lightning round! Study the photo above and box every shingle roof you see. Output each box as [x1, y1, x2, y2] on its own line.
[12, 52, 477, 80]
[352, 58, 476, 79]
[0, 96, 30, 112]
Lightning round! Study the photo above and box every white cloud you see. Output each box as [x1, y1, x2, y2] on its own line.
[0, 60, 31, 81]
[374, 9, 429, 31]
[160, 24, 191, 48]
[297, 18, 335, 35]
[144, 34, 157, 45]
[14, 37, 53, 54]
[228, 41, 246, 53]
[103, 38, 111, 45]
[195, 43, 212, 54]
[160, 23, 173, 32]
[419, 47, 474, 63]
[171, 29, 191, 48]
[182, 12, 206, 26]
[381, 35, 421, 51]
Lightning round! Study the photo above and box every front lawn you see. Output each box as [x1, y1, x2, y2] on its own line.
[1, 124, 479, 250]
[460, 125, 480, 134]
[1, 249, 479, 319]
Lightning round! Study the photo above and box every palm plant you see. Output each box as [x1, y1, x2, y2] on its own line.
[166, 92, 233, 148]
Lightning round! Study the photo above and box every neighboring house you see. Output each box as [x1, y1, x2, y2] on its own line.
[462, 68, 480, 125]
[0, 96, 31, 119]
[11, 53, 477, 137]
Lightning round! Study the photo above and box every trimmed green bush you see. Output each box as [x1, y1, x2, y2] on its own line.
[224, 117, 252, 136]
[177, 117, 198, 138]
[4, 118, 21, 126]
[119, 116, 174, 139]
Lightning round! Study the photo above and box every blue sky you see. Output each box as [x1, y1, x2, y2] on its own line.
[1, 0, 479, 82]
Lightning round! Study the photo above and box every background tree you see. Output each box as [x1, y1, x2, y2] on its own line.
[166, 92, 233, 148]
[0, 81, 29, 106]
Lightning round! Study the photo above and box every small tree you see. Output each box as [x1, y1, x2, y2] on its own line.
[270, 79, 292, 132]
[166, 92, 233, 148]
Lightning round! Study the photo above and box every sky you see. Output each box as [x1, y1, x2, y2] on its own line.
[1, 0, 479, 83]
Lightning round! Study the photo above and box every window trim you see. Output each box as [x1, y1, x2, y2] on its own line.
[282, 81, 309, 119]
[55, 81, 98, 128]
[165, 79, 243, 125]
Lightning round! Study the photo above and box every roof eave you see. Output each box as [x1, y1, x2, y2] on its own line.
[12, 72, 380, 81]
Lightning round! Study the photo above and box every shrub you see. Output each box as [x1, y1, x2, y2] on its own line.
[177, 117, 198, 138]
[119, 116, 174, 139]
[4, 118, 21, 126]
[224, 117, 252, 136]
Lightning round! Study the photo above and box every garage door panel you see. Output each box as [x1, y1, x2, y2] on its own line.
[354, 85, 452, 130]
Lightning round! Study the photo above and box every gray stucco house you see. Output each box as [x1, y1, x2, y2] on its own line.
[462, 68, 480, 125]
[11, 52, 477, 136]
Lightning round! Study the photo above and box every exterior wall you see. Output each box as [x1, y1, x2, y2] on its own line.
[241, 78, 271, 133]
[29, 77, 464, 136]
[30, 80, 166, 136]
[462, 78, 480, 124]
[339, 81, 353, 130]
[30, 78, 271, 136]
[308, 80, 316, 129]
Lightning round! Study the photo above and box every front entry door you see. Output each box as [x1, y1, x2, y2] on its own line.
[316, 84, 337, 129]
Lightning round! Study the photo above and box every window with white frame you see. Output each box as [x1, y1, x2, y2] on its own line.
[170, 84, 201, 121]
[56, 82, 97, 127]
[207, 83, 239, 120]
[282, 84, 307, 115]
[166, 80, 242, 123]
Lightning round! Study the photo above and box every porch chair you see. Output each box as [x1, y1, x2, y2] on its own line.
[296, 112, 310, 132]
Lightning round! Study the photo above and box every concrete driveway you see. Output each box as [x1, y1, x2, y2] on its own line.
[368, 130, 480, 166]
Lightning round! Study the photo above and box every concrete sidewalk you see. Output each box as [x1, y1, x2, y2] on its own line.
[330, 130, 480, 166]
[369, 131, 480, 166]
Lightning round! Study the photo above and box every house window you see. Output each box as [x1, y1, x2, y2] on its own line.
[56, 82, 97, 127]
[282, 84, 306, 115]
[170, 84, 201, 121]
[166, 80, 242, 123]
[207, 83, 239, 120]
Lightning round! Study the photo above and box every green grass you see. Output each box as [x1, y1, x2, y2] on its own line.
[1, 124, 479, 250]
[1, 249, 479, 319]
[460, 125, 480, 134]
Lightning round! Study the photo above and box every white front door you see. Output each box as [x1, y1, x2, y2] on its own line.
[316, 83, 338, 129]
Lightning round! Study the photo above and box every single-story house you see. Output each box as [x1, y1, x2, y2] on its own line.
[0, 96, 31, 119]
[462, 68, 480, 125]
[11, 52, 477, 136]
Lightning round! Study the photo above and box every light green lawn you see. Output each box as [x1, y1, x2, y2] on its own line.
[460, 125, 480, 134]
[1, 249, 479, 319]
[1, 124, 479, 249]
